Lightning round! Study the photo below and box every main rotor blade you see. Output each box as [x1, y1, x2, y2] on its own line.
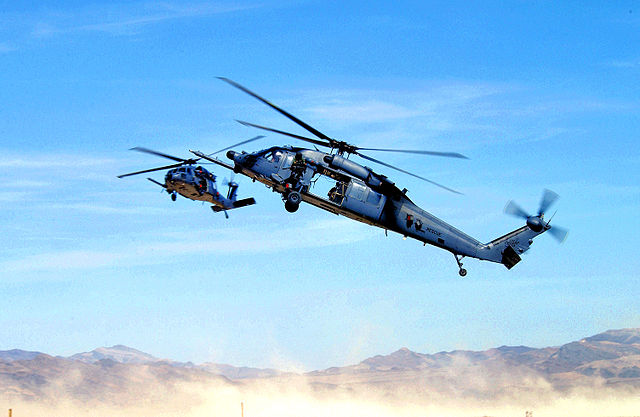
[117, 163, 184, 178]
[237, 120, 330, 148]
[504, 200, 530, 219]
[538, 189, 559, 215]
[219, 77, 333, 141]
[355, 147, 468, 159]
[130, 147, 189, 163]
[356, 151, 462, 194]
[208, 135, 266, 156]
[147, 177, 166, 188]
[548, 225, 569, 243]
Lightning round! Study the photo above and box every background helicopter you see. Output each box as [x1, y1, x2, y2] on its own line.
[118, 137, 263, 218]
[192, 78, 568, 275]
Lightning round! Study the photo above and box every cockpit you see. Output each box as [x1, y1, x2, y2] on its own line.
[263, 149, 284, 163]
[254, 146, 295, 161]
[166, 166, 192, 178]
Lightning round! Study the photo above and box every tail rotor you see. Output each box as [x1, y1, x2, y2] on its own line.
[504, 189, 568, 243]
[223, 174, 239, 200]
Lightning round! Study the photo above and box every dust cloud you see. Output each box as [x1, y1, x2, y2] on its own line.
[2, 374, 640, 417]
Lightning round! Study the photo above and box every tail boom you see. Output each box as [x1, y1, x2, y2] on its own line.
[475, 225, 548, 269]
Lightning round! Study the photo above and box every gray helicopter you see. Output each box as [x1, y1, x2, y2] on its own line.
[118, 139, 262, 218]
[191, 78, 568, 275]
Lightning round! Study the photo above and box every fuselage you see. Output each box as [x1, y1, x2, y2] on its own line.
[194, 145, 549, 271]
[226, 147, 505, 259]
[165, 165, 229, 207]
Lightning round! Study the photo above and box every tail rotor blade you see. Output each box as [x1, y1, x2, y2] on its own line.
[538, 189, 559, 215]
[504, 200, 530, 220]
[548, 225, 569, 243]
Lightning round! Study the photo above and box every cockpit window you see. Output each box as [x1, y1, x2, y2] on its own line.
[264, 151, 280, 162]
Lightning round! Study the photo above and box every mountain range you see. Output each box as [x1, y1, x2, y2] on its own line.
[1, 328, 639, 403]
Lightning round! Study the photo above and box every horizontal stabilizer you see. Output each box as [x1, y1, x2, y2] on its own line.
[501, 245, 522, 269]
[232, 197, 256, 208]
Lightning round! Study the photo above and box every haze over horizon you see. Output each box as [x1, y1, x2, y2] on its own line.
[0, 0, 638, 371]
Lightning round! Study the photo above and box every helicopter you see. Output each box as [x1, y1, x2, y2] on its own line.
[190, 78, 568, 276]
[118, 138, 263, 218]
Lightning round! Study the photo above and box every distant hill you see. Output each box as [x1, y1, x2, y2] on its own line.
[68, 345, 159, 364]
[1, 328, 639, 403]
[0, 349, 43, 362]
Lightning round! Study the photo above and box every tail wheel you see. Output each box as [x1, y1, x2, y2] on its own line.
[171, 192, 177, 201]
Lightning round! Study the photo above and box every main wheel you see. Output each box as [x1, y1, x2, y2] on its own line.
[286, 191, 301, 205]
[459, 268, 467, 277]
[284, 201, 299, 213]
[171, 193, 177, 201]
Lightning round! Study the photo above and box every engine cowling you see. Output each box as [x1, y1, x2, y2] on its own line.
[323, 155, 382, 188]
[526, 216, 544, 232]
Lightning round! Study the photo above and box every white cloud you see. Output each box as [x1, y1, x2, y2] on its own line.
[306, 100, 421, 123]
[44, 202, 167, 215]
[29, 1, 261, 38]
[0, 191, 30, 202]
[0, 42, 16, 53]
[604, 59, 640, 68]
[0, 218, 377, 275]
[4, 180, 52, 188]
[0, 154, 117, 169]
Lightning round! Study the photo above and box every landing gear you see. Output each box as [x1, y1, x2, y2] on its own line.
[284, 191, 301, 213]
[286, 191, 301, 205]
[171, 192, 177, 201]
[454, 254, 467, 277]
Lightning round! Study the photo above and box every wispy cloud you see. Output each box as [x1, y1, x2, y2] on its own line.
[0, 42, 16, 54]
[44, 202, 168, 215]
[29, 1, 261, 38]
[4, 180, 52, 188]
[603, 59, 640, 69]
[0, 191, 30, 202]
[0, 218, 376, 275]
[0, 154, 117, 169]
[261, 82, 636, 152]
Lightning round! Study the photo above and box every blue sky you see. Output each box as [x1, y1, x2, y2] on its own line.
[0, 1, 639, 370]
